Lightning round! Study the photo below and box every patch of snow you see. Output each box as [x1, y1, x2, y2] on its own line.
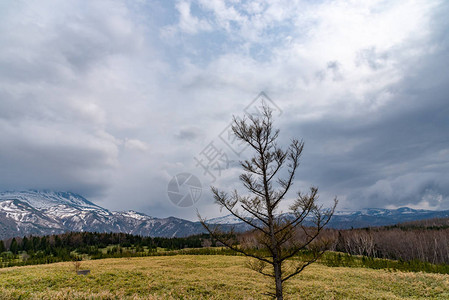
[0, 190, 105, 211]
[206, 215, 245, 224]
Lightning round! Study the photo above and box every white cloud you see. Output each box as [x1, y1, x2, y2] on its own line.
[162, 0, 212, 36]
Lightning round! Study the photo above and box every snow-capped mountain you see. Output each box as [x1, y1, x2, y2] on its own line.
[327, 207, 449, 228]
[210, 207, 449, 229]
[0, 190, 206, 240]
[2, 190, 449, 240]
[0, 190, 104, 211]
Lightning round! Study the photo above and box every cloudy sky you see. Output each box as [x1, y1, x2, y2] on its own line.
[1, 0, 448, 220]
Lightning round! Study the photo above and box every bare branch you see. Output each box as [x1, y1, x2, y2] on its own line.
[211, 187, 269, 234]
[198, 216, 273, 265]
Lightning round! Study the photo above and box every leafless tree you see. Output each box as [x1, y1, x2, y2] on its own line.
[199, 104, 337, 299]
[335, 226, 449, 265]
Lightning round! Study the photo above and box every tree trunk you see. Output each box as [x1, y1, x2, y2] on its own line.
[274, 260, 283, 299]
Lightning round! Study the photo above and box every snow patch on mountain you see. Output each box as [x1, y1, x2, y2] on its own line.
[0, 190, 104, 211]
[206, 215, 244, 224]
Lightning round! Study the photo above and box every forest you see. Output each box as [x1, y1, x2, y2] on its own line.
[0, 232, 213, 268]
[2, 217, 449, 272]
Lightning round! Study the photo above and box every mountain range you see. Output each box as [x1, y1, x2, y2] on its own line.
[0, 190, 206, 240]
[1, 190, 449, 240]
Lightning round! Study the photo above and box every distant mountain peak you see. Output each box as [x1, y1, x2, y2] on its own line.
[0, 190, 104, 211]
[0, 190, 206, 239]
[116, 210, 154, 220]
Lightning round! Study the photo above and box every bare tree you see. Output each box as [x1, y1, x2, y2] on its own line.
[199, 104, 337, 299]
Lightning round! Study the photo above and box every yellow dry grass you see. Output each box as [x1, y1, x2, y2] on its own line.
[0, 255, 448, 299]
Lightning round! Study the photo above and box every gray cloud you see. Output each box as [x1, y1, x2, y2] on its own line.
[1, 0, 449, 220]
[175, 127, 203, 141]
[285, 17, 449, 210]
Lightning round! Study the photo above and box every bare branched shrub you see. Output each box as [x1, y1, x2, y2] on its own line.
[72, 256, 82, 273]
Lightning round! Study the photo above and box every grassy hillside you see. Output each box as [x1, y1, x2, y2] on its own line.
[1, 255, 449, 299]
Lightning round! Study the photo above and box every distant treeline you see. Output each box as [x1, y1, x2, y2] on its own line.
[332, 227, 449, 265]
[2, 231, 211, 252]
[386, 217, 449, 230]
[0, 232, 218, 268]
[237, 217, 449, 266]
[321, 217, 449, 265]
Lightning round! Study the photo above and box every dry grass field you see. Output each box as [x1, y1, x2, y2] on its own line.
[1, 255, 449, 299]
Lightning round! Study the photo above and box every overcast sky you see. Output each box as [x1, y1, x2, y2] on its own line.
[1, 0, 448, 220]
